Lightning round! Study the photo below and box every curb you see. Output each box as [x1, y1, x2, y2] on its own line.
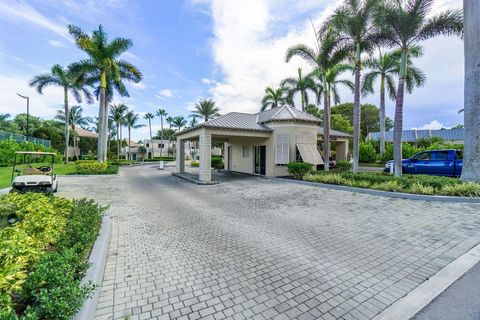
[275, 178, 480, 203]
[75, 216, 112, 320]
[0, 187, 11, 195]
[171, 172, 219, 185]
[373, 241, 480, 320]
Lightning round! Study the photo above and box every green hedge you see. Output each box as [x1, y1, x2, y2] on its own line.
[74, 161, 119, 175]
[189, 156, 224, 169]
[359, 142, 377, 163]
[304, 172, 480, 197]
[0, 193, 104, 319]
[0, 140, 62, 167]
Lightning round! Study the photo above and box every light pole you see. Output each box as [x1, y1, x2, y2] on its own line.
[16, 93, 30, 141]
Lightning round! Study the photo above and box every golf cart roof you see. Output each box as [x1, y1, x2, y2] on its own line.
[15, 151, 56, 156]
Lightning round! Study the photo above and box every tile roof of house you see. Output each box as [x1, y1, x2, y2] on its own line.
[367, 128, 464, 142]
[74, 127, 98, 138]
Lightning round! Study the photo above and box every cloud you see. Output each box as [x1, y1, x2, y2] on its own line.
[201, 78, 219, 85]
[156, 89, 173, 99]
[195, 0, 463, 129]
[130, 82, 147, 90]
[0, 1, 70, 40]
[412, 120, 448, 130]
[47, 40, 68, 48]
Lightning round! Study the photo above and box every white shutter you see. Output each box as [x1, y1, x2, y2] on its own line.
[275, 134, 290, 164]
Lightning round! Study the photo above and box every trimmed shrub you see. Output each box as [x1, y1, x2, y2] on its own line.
[75, 161, 108, 174]
[191, 161, 199, 167]
[211, 156, 224, 169]
[287, 162, 314, 179]
[336, 160, 352, 172]
[439, 183, 480, 197]
[359, 142, 377, 163]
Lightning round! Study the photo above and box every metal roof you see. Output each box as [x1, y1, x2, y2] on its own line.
[177, 112, 273, 135]
[367, 128, 464, 142]
[257, 106, 321, 123]
[317, 126, 352, 138]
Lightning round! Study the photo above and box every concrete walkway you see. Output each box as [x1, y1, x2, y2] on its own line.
[57, 165, 480, 320]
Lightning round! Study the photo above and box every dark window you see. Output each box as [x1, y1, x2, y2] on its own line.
[146, 143, 149, 147]
[158, 144, 164, 148]
[435, 151, 449, 161]
[413, 152, 431, 161]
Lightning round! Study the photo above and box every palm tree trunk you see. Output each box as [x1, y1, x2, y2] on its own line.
[461, 0, 480, 182]
[323, 79, 330, 172]
[301, 91, 305, 112]
[379, 75, 386, 155]
[72, 125, 79, 161]
[97, 71, 107, 162]
[119, 124, 123, 158]
[128, 127, 131, 161]
[148, 119, 152, 159]
[160, 116, 164, 158]
[102, 97, 109, 162]
[393, 50, 407, 177]
[352, 46, 362, 173]
[116, 123, 120, 159]
[63, 87, 69, 164]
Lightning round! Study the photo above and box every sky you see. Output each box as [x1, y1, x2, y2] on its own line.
[0, 0, 464, 140]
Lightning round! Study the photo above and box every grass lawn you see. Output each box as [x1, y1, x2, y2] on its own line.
[359, 162, 385, 167]
[0, 163, 77, 189]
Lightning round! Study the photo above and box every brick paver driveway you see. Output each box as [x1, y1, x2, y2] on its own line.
[58, 165, 480, 320]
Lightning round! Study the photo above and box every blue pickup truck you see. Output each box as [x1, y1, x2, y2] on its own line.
[384, 149, 463, 177]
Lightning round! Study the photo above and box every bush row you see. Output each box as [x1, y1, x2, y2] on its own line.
[0, 140, 61, 167]
[304, 172, 480, 197]
[189, 156, 224, 169]
[0, 193, 104, 319]
[74, 161, 119, 175]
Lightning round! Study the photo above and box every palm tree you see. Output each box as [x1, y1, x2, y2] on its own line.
[286, 26, 349, 171]
[172, 116, 187, 132]
[261, 87, 288, 111]
[0, 113, 10, 122]
[55, 106, 92, 160]
[30, 64, 92, 163]
[325, 64, 354, 106]
[165, 116, 174, 156]
[280, 68, 317, 112]
[156, 109, 168, 158]
[362, 46, 426, 155]
[189, 115, 199, 128]
[378, 0, 463, 177]
[191, 99, 220, 122]
[143, 112, 155, 159]
[462, 1, 480, 182]
[68, 24, 143, 162]
[109, 104, 128, 159]
[327, 0, 380, 173]
[124, 110, 145, 160]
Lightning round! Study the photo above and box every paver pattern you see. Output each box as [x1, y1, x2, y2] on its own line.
[58, 165, 480, 320]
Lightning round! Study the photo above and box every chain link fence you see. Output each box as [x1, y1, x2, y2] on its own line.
[0, 131, 51, 147]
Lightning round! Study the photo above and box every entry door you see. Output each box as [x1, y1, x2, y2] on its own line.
[227, 146, 233, 171]
[254, 146, 266, 175]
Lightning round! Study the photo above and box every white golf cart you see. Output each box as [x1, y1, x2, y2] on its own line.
[11, 151, 58, 194]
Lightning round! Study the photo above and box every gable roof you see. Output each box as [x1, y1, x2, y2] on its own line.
[318, 126, 352, 138]
[73, 126, 98, 138]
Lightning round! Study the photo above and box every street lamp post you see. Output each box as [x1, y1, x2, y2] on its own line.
[16, 93, 30, 141]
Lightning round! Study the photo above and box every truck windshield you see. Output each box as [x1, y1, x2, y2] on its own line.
[413, 152, 431, 160]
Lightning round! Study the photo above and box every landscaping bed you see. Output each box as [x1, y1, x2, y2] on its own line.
[0, 193, 105, 319]
[303, 172, 480, 197]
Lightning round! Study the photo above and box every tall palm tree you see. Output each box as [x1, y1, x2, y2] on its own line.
[30, 64, 92, 163]
[124, 110, 145, 160]
[0, 113, 10, 122]
[191, 99, 220, 122]
[55, 106, 92, 160]
[261, 87, 288, 111]
[172, 116, 187, 132]
[327, 0, 380, 173]
[156, 109, 168, 157]
[144, 112, 155, 159]
[68, 24, 143, 162]
[462, 1, 480, 182]
[378, 0, 463, 177]
[362, 46, 426, 155]
[286, 26, 349, 170]
[188, 115, 199, 128]
[109, 104, 128, 159]
[165, 116, 174, 156]
[325, 64, 354, 106]
[280, 68, 317, 112]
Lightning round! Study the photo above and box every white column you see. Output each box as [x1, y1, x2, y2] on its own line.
[336, 141, 348, 161]
[199, 130, 212, 182]
[176, 138, 185, 173]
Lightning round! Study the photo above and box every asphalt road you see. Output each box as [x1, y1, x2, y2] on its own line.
[413, 262, 480, 320]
